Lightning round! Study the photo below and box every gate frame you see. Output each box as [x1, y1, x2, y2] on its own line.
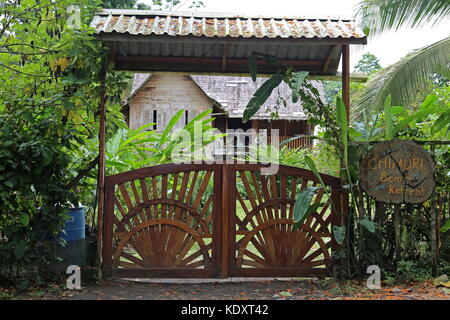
[103, 163, 224, 278]
[102, 163, 348, 278]
[225, 163, 346, 278]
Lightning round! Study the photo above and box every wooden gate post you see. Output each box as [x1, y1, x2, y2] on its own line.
[96, 58, 108, 268]
[220, 163, 230, 278]
[102, 177, 114, 277]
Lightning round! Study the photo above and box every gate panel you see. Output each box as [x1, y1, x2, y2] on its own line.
[103, 163, 347, 278]
[103, 164, 222, 278]
[227, 164, 344, 277]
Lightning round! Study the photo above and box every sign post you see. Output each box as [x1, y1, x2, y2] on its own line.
[359, 139, 435, 204]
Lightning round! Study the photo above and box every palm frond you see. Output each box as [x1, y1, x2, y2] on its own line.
[356, 0, 450, 35]
[352, 37, 450, 118]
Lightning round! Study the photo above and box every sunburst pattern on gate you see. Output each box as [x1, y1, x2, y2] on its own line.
[234, 169, 335, 270]
[109, 169, 216, 269]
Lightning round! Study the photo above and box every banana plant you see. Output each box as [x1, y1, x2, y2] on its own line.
[105, 122, 159, 174]
[105, 109, 225, 172]
[139, 109, 225, 165]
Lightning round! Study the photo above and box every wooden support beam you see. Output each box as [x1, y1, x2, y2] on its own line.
[115, 55, 323, 67]
[111, 67, 367, 83]
[342, 44, 350, 120]
[221, 44, 229, 71]
[96, 58, 108, 267]
[113, 55, 324, 74]
[319, 72, 368, 82]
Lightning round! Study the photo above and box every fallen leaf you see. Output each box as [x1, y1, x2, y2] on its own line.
[278, 291, 293, 298]
[432, 275, 448, 286]
[438, 281, 450, 288]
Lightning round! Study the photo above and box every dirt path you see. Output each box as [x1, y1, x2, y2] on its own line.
[31, 279, 450, 300]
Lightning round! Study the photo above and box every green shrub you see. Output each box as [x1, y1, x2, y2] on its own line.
[385, 260, 431, 283]
[0, 118, 77, 287]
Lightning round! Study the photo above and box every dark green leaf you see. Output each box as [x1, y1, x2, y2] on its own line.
[290, 71, 309, 103]
[440, 218, 450, 233]
[304, 155, 326, 187]
[432, 109, 450, 135]
[19, 213, 30, 227]
[4, 180, 14, 188]
[348, 127, 363, 139]
[358, 218, 376, 233]
[293, 186, 319, 227]
[333, 226, 346, 245]
[243, 73, 283, 122]
[14, 240, 27, 260]
[390, 105, 405, 115]
[41, 148, 53, 166]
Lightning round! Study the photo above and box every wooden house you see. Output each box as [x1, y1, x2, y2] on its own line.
[122, 73, 324, 149]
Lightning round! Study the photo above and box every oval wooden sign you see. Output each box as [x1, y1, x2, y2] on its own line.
[359, 140, 435, 204]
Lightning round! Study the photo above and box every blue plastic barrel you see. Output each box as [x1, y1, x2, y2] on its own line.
[56, 207, 86, 242]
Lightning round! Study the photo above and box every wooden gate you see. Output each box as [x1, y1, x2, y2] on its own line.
[103, 163, 347, 278]
[225, 164, 346, 278]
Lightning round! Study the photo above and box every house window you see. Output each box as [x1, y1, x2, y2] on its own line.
[185, 110, 189, 125]
[153, 110, 158, 130]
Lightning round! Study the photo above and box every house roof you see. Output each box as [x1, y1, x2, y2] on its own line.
[90, 10, 367, 76]
[127, 73, 322, 120]
[91, 9, 366, 40]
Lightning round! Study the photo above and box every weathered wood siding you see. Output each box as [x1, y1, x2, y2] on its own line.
[129, 73, 213, 131]
[253, 119, 313, 136]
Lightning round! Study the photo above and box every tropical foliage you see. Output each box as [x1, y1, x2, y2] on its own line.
[354, 53, 382, 74]
[353, 38, 450, 116]
[0, 0, 448, 289]
[0, 0, 109, 286]
[353, 0, 450, 116]
[0, 0, 214, 287]
[242, 50, 450, 279]
[323, 52, 380, 106]
[356, 0, 450, 35]
[104, 109, 221, 174]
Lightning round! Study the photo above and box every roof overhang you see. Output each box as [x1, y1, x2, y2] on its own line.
[91, 9, 367, 76]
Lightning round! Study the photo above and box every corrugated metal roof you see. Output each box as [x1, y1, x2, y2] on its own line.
[91, 9, 366, 40]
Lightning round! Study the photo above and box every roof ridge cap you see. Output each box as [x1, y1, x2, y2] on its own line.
[95, 9, 356, 22]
